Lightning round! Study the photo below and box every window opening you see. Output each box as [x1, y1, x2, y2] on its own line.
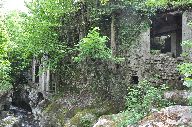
[150, 12, 182, 57]
[35, 65, 39, 83]
[130, 76, 139, 84]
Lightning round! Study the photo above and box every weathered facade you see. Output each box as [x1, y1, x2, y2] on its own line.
[127, 9, 192, 86]
[30, 9, 192, 95]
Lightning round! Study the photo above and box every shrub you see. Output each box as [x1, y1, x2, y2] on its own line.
[74, 27, 125, 63]
[118, 80, 170, 126]
[178, 40, 192, 105]
[74, 27, 112, 62]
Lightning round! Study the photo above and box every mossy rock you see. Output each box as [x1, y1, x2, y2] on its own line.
[93, 118, 117, 127]
[93, 112, 132, 127]
[43, 102, 60, 113]
[42, 97, 118, 127]
[94, 100, 118, 116]
[69, 109, 97, 127]
[56, 107, 68, 126]
[43, 102, 68, 127]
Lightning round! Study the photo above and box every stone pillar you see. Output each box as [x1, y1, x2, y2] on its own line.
[182, 10, 192, 41]
[176, 30, 182, 57]
[39, 60, 45, 92]
[182, 10, 192, 60]
[171, 32, 176, 57]
[45, 67, 50, 92]
[137, 27, 150, 80]
[140, 28, 150, 60]
[32, 57, 36, 83]
[39, 55, 50, 94]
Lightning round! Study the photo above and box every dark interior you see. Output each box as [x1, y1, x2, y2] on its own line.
[150, 12, 182, 57]
[35, 65, 39, 83]
[131, 76, 139, 84]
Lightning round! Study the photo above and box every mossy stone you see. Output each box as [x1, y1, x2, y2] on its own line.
[70, 109, 97, 127]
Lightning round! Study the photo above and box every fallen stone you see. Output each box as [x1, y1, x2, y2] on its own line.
[0, 115, 20, 127]
[93, 117, 116, 127]
[136, 105, 192, 127]
[164, 90, 192, 105]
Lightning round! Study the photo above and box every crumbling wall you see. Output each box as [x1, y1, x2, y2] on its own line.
[144, 54, 183, 87]
[126, 52, 183, 87]
[126, 10, 192, 87]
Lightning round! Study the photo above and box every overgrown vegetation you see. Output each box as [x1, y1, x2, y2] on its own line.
[116, 80, 170, 126]
[178, 40, 192, 105]
[74, 27, 113, 62]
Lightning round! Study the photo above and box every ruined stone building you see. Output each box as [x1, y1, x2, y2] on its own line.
[128, 9, 192, 86]
[30, 8, 192, 95]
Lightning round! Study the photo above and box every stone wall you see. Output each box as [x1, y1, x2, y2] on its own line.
[125, 52, 183, 87]
[126, 10, 192, 87]
[144, 54, 183, 87]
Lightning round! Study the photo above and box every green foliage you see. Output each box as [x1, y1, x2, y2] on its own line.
[178, 63, 192, 78]
[178, 40, 192, 105]
[74, 27, 113, 62]
[69, 109, 97, 127]
[0, 17, 15, 91]
[180, 40, 192, 59]
[3, 1, 71, 71]
[100, 0, 109, 5]
[150, 49, 161, 55]
[188, 96, 192, 105]
[0, 60, 11, 90]
[178, 64, 192, 105]
[119, 80, 170, 126]
[182, 40, 192, 48]
[79, 113, 96, 127]
[27, 0, 75, 21]
[4, 12, 31, 70]
[123, 0, 192, 14]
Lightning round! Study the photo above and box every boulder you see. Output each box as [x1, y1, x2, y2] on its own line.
[93, 113, 126, 127]
[0, 91, 12, 111]
[68, 109, 97, 127]
[0, 115, 20, 127]
[135, 105, 192, 127]
[164, 90, 192, 105]
[93, 118, 116, 127]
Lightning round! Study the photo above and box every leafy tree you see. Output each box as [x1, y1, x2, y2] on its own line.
[0, 16, 15, 91]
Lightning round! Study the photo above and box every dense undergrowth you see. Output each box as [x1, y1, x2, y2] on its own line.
[115, 80, 171, 126]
